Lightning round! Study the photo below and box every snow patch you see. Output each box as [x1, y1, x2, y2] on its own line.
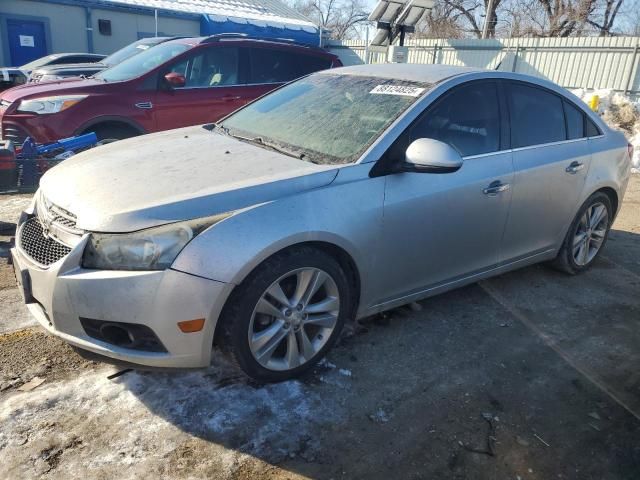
[570, 89, 640, 172]
[0, 356, 343, 478]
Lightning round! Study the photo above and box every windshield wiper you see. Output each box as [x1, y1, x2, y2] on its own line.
[211, 124, 305, 160]
[212, 124, 303, 159]
[212, 123, 230, 135]
[246, 136, 305, 160]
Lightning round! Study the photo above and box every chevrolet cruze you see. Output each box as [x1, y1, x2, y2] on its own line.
[11, 65, 631, 381]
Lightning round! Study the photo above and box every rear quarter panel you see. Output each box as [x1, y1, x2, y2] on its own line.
[584, 129, 631, 217]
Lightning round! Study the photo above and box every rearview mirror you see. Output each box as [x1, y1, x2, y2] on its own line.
[164, 72, 186, 89]
[400, 138, 463, 174]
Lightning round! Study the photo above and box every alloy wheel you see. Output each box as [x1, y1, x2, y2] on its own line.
[572, 201, 609, 266]
[248, 267, 340, 371]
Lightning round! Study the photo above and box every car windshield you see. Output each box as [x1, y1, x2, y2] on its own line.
[220, 74, 429, 165]
[20, 55, 58, 70]
[95, 42, 189, 82]
[102, 39, 164, 67]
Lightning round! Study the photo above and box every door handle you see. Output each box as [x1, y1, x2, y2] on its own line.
[566, 161, 584, 174]
[134, 101, 153, 109]
[483, 181, 510, 196]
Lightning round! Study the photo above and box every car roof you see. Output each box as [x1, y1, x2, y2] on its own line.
[320, 64, 485, 84]
[166, 36, 335, 56]
[49, 53, 105, 58]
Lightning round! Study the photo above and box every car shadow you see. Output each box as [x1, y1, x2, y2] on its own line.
[105, 229, 640, 478]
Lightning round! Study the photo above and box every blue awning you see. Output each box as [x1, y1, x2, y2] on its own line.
[200, 15, 319, 47]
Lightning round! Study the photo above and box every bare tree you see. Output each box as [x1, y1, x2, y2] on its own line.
[587, 0, 625, 35]
[442, 0, 484, 37]
[417, 0, 502, 38]
[290, 0, 369, 40]
[418, 2, 468, 38]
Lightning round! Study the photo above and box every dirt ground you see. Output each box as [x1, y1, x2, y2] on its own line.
[0, 178, 639, 480]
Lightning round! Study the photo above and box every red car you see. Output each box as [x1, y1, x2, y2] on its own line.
[0, 35, 341, 144]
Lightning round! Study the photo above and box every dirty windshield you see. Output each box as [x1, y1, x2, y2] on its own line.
[220, 74, 430, 165]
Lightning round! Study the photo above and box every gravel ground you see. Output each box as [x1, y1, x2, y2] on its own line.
[0, 178, 638, 479]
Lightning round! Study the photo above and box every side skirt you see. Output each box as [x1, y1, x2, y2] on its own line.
[358, 248, 556, 319]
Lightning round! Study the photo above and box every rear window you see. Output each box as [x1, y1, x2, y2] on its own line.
[509, 83, 566, 148]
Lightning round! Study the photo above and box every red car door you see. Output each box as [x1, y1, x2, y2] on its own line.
[152, 46, 254, 131]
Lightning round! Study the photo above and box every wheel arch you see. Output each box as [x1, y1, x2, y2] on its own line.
[74, 115, 146, 138]
[595, 186, 619, 217]
[212, 239, 362, 347]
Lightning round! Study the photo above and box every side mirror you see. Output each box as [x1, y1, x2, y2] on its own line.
[400, 138, 463, 174]
[163, 72, 186, 89]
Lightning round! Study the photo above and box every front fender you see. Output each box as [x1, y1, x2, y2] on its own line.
[172, 164, 385, 311]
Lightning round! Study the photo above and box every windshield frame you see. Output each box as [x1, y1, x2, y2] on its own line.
[219, 73, 432, 166]
[102, 38, 165, 67]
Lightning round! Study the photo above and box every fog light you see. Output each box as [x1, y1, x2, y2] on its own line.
[177, 318, 205, 333]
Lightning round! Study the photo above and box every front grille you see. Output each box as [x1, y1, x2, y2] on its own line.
[2, 124, 29, 145]
[19, 217, 71, 267]
[37, 196, 79, 232]
[49, 204, 78, 230]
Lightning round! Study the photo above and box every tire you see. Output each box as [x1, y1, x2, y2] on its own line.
[551, 191, 612, 275]
[219, 247, 352, 382]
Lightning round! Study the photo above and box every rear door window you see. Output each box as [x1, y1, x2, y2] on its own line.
[249, 48, 299, 84]
[295, 54, 332, 76]
[508, 83, 566, 148]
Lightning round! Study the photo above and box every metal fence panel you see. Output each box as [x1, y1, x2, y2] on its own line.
[329, 37, 640, 95]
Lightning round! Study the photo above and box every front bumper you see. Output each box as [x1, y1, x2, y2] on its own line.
[0, 109, 60, 144]
[11, 216, 233, 368]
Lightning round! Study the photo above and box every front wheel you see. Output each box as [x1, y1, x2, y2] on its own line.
[219, 247, 352, 382]
[551, 192, 612, 274]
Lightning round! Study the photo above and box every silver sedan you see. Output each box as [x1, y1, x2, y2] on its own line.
[11, 64, 631, 381]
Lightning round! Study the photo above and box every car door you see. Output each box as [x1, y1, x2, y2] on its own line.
[153, 46, 251, 131]
[500, 81, 592, 262]
[375, 80, 514, 303]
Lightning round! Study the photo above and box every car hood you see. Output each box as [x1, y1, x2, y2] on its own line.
[39, 126, 339, 232]
[0, 77, 102, 102]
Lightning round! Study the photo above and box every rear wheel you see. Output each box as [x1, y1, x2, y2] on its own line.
[551, 192, 612, 274]
[219, 247, 351, 382]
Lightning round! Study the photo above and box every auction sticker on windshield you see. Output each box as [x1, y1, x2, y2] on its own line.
[370, 85, 425, 97]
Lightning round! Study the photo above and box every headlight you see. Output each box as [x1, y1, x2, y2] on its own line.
[17, 95, 87, 114]
[82, 214, 231, 271]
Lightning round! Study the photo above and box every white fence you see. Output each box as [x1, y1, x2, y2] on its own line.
[328, 37, 640, 95]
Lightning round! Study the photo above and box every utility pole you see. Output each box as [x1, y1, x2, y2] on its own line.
[482, 0, 495, 39]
